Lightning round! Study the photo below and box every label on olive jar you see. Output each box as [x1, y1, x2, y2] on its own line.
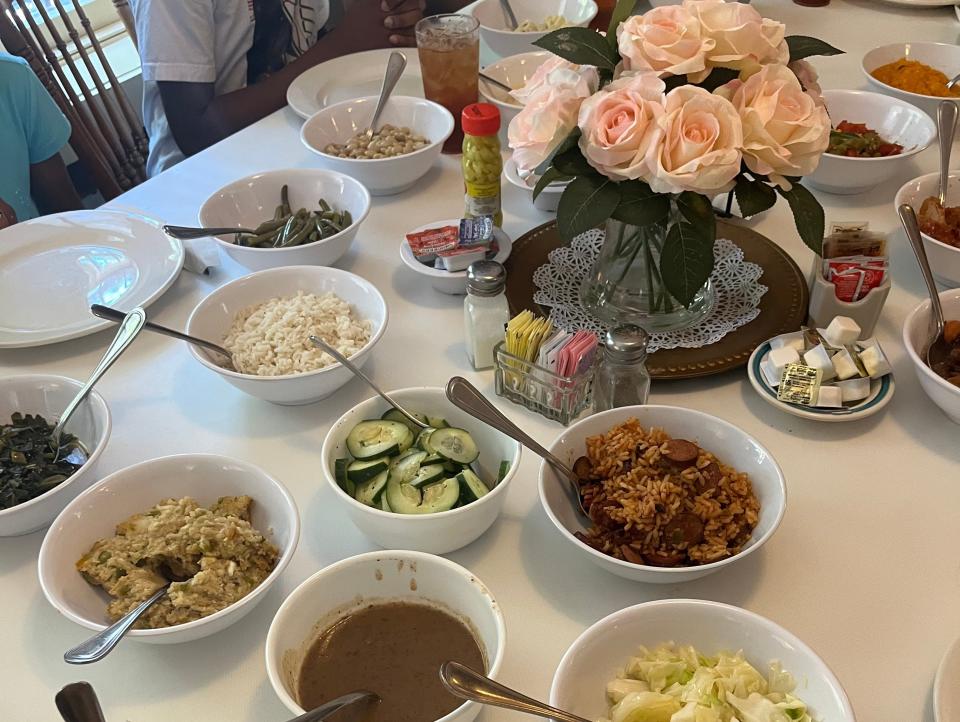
[464, 186, 500, 220]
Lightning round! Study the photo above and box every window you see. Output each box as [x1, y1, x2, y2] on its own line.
[16, 0, 121, 39]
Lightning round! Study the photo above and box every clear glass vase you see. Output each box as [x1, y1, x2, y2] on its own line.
[579, 214, 716, 332]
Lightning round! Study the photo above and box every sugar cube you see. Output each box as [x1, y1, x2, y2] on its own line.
[836, 377, 871, 402]
[768, 346, 800, 373]
[815, 385, 844, 408]
[770, 331, 805, 353]
[831, 348, 859, 381]
[760, 358, 782, 387]
[803, 344, 836, 382]
[860, 342, 892, 378]
[824, 316, 861, 348]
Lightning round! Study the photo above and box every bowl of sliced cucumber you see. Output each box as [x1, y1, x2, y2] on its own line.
[320, 387, 522, 554]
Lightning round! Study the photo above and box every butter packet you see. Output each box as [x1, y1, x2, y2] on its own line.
[777, 363, 822, 406]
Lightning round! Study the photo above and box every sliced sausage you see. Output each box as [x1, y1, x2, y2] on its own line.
[619, 544, 645, 565]
[643, 549, 686, 567]
[665, 513, 704, 546]
[696, 461, 722, 493]
[662, 439, 700, 467]
[572, 456, 594, 482]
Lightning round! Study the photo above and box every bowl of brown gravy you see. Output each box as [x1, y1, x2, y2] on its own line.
[265, 549, 506, 722]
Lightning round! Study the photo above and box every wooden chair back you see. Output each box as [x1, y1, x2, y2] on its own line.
[0, 0, 148, 200]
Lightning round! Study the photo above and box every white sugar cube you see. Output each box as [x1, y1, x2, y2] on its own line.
[760, 358, 782, 387]
[770, 331, 805, 353]
[831, 348, 859, 381]
[815, 385, 844, 408]
[824, 316, 862, 348]
[861, 343, 892, 378]
[803, 344, 836, 382]
[769, 346, 800, 372]
[836, 377, 871, 402]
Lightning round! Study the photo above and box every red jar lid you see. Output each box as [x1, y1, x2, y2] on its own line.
[462, 103, 500, 136]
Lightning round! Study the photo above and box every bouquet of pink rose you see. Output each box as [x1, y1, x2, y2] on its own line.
[508, 0, 842, 307]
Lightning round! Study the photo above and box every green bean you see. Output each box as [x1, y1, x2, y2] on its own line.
[283, 221, 314, 247]
[280, 185, 291, 216]
[253, 217, 287, 235]
[341, 210, 352, 227]
[318, 198, 331, 213]
[273, 204, 284, 221]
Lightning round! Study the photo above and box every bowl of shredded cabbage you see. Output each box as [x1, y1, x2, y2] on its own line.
[551, 599, 856, 722]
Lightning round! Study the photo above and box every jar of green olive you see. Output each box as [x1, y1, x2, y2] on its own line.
[461, 103, 502, 227]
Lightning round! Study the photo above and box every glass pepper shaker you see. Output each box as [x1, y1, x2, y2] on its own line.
[464, 260, 510, 371]
[593, 324, 651, 412]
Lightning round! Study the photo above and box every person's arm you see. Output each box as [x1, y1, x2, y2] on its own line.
[30, 154, 82, 215]
[0, 198, 17, 230]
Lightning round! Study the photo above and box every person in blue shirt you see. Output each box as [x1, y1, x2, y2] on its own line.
[0, 53, 82, 228]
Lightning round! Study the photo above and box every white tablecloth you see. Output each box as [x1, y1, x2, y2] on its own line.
[2, 2, 959, 720]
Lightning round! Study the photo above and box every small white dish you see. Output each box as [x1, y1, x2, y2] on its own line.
[862, 42, 960, 120]
[551, 599, 856, 722]
[479, 51, 553, 141]
[301, 96, 454, 196]
[0, 375, 111, 537]
[198, 168, 371, 272]
[935, 635, 960, 722]
[0, 210, 183, 349]
[185, 265, 388, 406]
[39, 453, 300, 644]
[895, 171, 960, 288]
[806, 89, 936, 195]
[265, 549, 506, 721]
[399, 219, 513, 295]
[902, 288, 960, 424]
[747, 340, 895, 422]
[538, 405, 786, 584]
[320, 387, 522, 554]
[287, 48, 423, 120]
[470, 0, 598, 59]
[503, 158, 567, 212]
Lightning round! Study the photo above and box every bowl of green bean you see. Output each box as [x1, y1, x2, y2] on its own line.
[198, 168, 371, 272]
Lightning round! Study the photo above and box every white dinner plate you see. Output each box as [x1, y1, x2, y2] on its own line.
[936, 635, 960, 722]
[874, 0, 955, 6]
[0, 210, 184, 349]
[287, 48, 424, 120]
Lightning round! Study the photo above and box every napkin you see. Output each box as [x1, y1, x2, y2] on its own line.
[181, 238, 221, 275]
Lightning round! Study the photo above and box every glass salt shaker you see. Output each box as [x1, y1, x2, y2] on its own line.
[593, 324, 651, 411]
[464, 260, 510, 371]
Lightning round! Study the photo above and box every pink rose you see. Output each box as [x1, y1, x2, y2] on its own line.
[577, 72, 666, 181]
[509, 85, 588, 173]
[717, 63, 830, 188]
[648, 85, 743, 195]
[510, 57, 599, 105]
[616, 6, 715, 81]
[683, 0, 787, 76]
[788, 59, 824, 108]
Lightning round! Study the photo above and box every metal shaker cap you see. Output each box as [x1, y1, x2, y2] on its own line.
[603, 324, 649, 362]
[466, 260, 506, 297]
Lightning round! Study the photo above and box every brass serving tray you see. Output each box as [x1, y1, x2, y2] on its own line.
[504, 218, 809, 380]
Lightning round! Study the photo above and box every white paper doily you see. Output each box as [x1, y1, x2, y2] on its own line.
[532, 229, 768, 353]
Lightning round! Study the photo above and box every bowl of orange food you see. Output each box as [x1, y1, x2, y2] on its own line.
[862, 42, 960, 121]
[895, 171, 960, 288]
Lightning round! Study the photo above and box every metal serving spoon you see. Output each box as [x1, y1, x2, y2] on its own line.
[445, 377, 589, 518]
[90, 304, 235, 370]
[480, 72, 514, 94]
[899, 203, 946, 367]
[55, 682, 107, 722]
[366, 51, 407, 139]
[498, 0, 519, 30]
[441, 662, 590, 722]
[948, 72, 960, 91]
[161, 224, 258, 241]
[64, 584, 169, 664]
[288, 692, 380, 722]
[939, 100, 958, 206]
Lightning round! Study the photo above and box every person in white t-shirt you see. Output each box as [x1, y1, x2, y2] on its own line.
[132, 0, 430, 176]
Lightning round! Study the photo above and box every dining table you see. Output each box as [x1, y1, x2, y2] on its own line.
[2, 1, 959, 720]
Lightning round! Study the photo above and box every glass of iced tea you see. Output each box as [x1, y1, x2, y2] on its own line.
[415, 14, 480, 153]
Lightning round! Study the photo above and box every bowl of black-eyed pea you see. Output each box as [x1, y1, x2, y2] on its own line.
[300, 96, 454, 196]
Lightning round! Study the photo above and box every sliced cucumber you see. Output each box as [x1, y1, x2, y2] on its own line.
[381, 408, 428, 435]
[457, 469, 491, 504]
[421, 453, 445, 465]
[442, 460, 462, 474]
[386, 478, 424, 514]
[346, 458, 389, 483]
[416, 428, 435, 451]
[354, 470, 389, 506]
[430, 428, 480, 464]
[420, 477, 460, 513]
[379, 493, 392, 513]
[497, 459, 512, 484]
[388, 450, 427, 486]
[408, 463, 446, 489]
[427, 415, 449, 429]
[346, 420, 414, 460]
[334, 458, 355, 496]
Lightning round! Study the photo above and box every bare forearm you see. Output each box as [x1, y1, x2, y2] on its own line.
[30, 155, 83, 215]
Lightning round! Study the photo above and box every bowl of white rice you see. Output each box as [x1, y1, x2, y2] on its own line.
[185, 265, 388, 405]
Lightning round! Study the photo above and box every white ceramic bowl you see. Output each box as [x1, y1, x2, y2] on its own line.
[321, 387, 522, 554]
[266, 549, 506, 720]
[538, 405, 786, 583]
[38, 453, 300, 644]
[479, 51, 553, 141]
[895, 171, 960, 287]
[300, 96, 454, 196]
[185, 265, 388, 406]
[806, 89, 935, 195]
[504, 158, 568, 212]
[862, 42, 960, 120]
[935, 634, 960, 722]
[551, 599, 856, 722]
[0, 375, 110, 537]
[197, 169, 371, 272]
[399, 219, 513, 295]
[471, 0, 598, 59]
[902, 288, 960, 424]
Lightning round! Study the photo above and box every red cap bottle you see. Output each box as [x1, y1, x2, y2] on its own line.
[461, 103, 501, 137]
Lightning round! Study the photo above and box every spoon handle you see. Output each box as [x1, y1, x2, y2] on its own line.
[162, 224, 254, 240]
[497, 0, 519, 30]
[370, 51, 407, 132]
[309, 335, 426, 430]
[899, 204, 946, 340]
[288, 691, 378, 722]
[480, 72, 513, 94]
[55, 682, 107, 722]
[938, 100, 957, 205]
[53, 308, 146, 443]
[441, 662, 591, 722]
[90, 304, 232, 361]
[64, 585, 168, 664]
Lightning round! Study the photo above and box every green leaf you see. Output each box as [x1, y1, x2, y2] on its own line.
[785, 35, 844, 62]
[533, 27, 618, 71]
[605, 0, 635, 48]
[557, 176, 620, 240]
[612, 180, 670, 226]
[777, 181, 824, 255]
[694, 67, 740, 92]
[660, 220, 715, 307]
[734, 176, 777, 218]
[551, 146, 594, 176]
[676, 191, 716, 240]
[533, 128, 581, 176]
[532, 167, 571, 200]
